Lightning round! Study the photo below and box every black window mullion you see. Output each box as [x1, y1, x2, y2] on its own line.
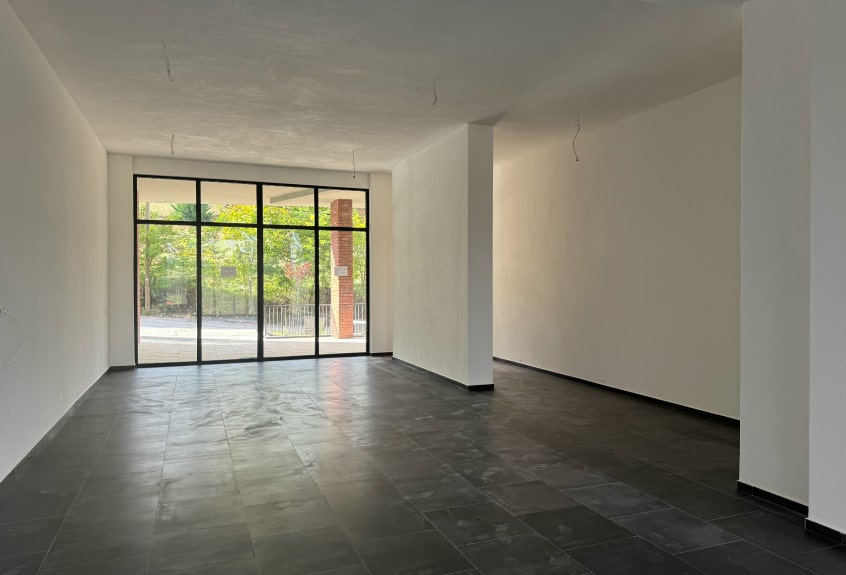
[196, 180, 203, 363]
[257, 184, 265, 361]
[314, 187, 320, 357]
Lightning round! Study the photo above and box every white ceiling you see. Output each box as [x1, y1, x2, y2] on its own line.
[10, 0, 742, 172]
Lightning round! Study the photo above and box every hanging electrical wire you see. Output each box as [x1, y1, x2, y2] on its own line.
[0, 308, 27, 370]
[163, 44, 174, 82]
[170, 134, 175, 156]
[352, 150, 357, 179]
[433, 79, 439, 107]
[573, 112, 582, 162]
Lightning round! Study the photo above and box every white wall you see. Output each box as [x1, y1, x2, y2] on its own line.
[108, 155, 385, 365]
[108, 154, 135, 366]
[493, 77, 741, 418]
[0, 1, 108, 479]
[739, 0, 812, 506]
[369, 173, 393, 354]
[393, 124, 494, 387]
[808, 0, 846, 534]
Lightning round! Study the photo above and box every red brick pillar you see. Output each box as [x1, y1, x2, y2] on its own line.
[330, 199, 354, 339]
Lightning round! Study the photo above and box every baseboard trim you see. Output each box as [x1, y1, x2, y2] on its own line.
[493, 357, 739, 427]
[108, 365, 136, 372]
[805, 519, 846, 544]
[392, 358, 494, 392]
[4, 368, 109, 481]
[736, 481, 809, 516]
[370, 352, 393, 357]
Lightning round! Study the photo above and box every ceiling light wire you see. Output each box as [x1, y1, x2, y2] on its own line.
[573, 112, 582, 162]
[0, 308, 27, 370]
[352, 150, 356, 179]
[433, 79, 439, 107]
[162, 44, 174, 82]
[170, 134, 175, 156]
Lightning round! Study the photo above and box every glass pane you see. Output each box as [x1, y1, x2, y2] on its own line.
[264, 185, 314, 226]
[317, 189, 367, 228]
[318, 230, 367, 355]
[263, 229, 316, 357]
[201, 182, 257, 224]
[137, 224, 197, 363]
[201, 227, 258, 360]
[137, 178, 196, 221]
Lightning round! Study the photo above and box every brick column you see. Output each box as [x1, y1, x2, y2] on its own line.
[330, 199, 354, 339]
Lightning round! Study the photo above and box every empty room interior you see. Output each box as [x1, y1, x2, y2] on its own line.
[2, 0, 846, 574]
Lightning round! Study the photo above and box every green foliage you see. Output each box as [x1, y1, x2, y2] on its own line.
[138, 202, 367, 317]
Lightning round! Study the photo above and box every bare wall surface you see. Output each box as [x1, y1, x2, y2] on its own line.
[369, 173, 394, 354]
[808, 0, 846, 534]
[393, 125, 493, 387]
[493, 77, 741, 418]
[0, 0, 108, 480]
[739, 0, 812, 507]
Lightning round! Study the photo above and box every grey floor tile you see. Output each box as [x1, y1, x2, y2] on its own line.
[520, 505, 632, 550]
[459, 533, 589, 575]
[159, 470, 238, 503]
[565, 482, 669, 518]
[155, 494, 245, 534]
[64, 493, 159, 530]
[0, 518, 63, 558]
[39, 554, 150, 575]
[713, 511, 834, 557]
[0, 552, 43, 575]
[41, 520, 154, 572]
[788, 545, 846, 575]
[529, 461, 614, 490]
[149, 523, 253, 574]
[493, 445, 565, 467]
[306, 457, 386, 485]
[244, 493, 338, 539]
[483, 480, 579, 515]
[356, 530, 472, 575]
[253, 525, 361, 575]
[425, 501, 530, 545]
[679, 540, 816, 574]
[397, 473, 488, 512]
[451, 456, 533, 488]
[614, 508, 739, 554]
[0, 471, 86, 523]
[568, 537, 702, 575]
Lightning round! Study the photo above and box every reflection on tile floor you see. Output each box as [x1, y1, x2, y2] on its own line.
[1, 358, 843, 574]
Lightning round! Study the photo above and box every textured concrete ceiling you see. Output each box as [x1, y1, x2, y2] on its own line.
[10, 0, 742, 172]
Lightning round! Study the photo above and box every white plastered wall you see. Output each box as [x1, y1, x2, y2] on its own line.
[494, 77, 741, 419]
[0, 0, 108, 480]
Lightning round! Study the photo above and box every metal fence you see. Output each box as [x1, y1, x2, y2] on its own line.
[265, 303, 366, 338]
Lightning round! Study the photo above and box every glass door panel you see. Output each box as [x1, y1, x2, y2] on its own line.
[263, 229, 316, 358]
[137, 224, 197, 364]
[318, 230, 367, 355]
[201, 227, 258, 361]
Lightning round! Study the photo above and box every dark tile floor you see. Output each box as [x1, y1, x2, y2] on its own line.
[1, 357, 844, 575]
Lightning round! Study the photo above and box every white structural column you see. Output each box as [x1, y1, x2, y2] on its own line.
[808, 0, 846, 535]
[739, 0, 812, 507]
[108, 154, 136, 367]
[742, 0, 846, 534]
[369, 173, 394, 354]
[392, 124, 494, 389]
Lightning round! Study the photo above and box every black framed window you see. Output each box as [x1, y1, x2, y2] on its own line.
[134, 175, 369, 366]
